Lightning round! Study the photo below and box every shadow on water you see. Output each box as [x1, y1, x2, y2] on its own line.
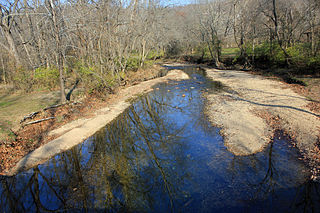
[1, 66, 320, 212]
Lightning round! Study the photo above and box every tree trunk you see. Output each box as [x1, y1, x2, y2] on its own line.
[252, 37, 255, 65]
[1, 56, 6, 84]
[3, 29, 21, 66]
[27, 14, 42, 66]
[140, 40, 146, 67]
[311, 20, 316, 56]
[49, 0, 66, 103]
[58, 53, 66, 103]
[272, 0, 279, 44]
[272, 0, 290, 65]
[207, 41, 214, 61]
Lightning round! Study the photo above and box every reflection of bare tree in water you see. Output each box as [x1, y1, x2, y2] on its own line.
[245, 140, 320, 212]
[130, 98, 176, 209]
[290, 179, 320, 212]
[0, 94, 190, 212]
[252, 142, 277, 198]
[87, 95, 190, 211]
[226, 141, 279, 205]
[227, 138, 320, 212]
[29, 167, 67, 212]
[0, 166, 69, 212]
[1, 176, 26, 212]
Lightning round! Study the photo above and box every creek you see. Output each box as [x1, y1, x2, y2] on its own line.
[0, 65, 319, 212]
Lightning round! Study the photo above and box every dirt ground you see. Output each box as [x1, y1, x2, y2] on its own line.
[204, 68, 320, 180]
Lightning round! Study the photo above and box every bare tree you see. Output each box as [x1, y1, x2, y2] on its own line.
[1, 0, 319, 93]
[197, 0, 232, 66]
[0, 0, 22, 66]
[45, 0, 66, 102]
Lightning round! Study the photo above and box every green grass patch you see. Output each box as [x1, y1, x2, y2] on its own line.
[0, 101, 12, 108]
[0, 90, 60, 142]
[221, 48, 240, 57]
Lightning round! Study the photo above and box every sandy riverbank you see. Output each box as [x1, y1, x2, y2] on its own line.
[204, 68, 319, 163]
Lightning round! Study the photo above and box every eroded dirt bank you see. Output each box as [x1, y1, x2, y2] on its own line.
[204, 68, 320, 167]
[7, 68, 189, 176]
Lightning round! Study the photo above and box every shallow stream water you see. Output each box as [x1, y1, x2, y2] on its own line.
[1, 66, 319, 212]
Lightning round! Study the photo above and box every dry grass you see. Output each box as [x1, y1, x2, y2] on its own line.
[0, 89, 60, 141]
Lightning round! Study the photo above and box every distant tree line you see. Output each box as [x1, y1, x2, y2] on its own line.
[166, 0, 320, 70]
[0, 0, 168, 102]
[0, 0, 319, 102]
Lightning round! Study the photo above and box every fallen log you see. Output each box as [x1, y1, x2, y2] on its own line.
[20, 111, 40, 123]
[20, 101, 82, 124]
[44, 103, 64, 111]
[23, 117, 55, 126]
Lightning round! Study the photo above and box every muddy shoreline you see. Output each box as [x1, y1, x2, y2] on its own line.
[6, 67, 189, 176]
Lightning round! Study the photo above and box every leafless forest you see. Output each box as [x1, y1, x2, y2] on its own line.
[1, 0, 319, 102]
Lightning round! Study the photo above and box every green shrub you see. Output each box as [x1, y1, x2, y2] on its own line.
[142, 60, 154, 68]
[308, 55, 320, 66]
[146, 50, 164, 60]
[34, 66, 59, 90]
[73, 62, 117, 94]
[306, 55, 320, 74]
[251, 42, 286, 66]
[254, 42, 271, 58]
[273, 46, 286, 65]
[286, 44, 309, 66]
[126, 57, 140, 71]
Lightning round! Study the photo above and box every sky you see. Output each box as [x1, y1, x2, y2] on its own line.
[162, 0, 193, 6]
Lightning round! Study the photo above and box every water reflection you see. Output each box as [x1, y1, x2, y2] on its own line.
[0, 66, 319, 212]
